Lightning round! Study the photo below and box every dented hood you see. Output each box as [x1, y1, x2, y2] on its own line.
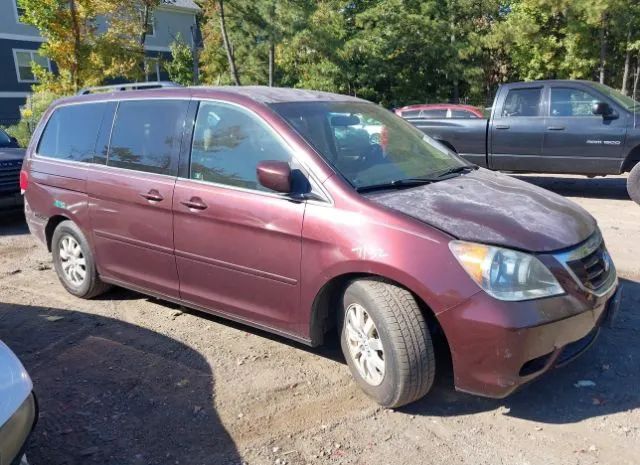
[366, 169, 596, 252]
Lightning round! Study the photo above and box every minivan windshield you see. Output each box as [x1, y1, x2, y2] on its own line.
[270, 101, 470, 190]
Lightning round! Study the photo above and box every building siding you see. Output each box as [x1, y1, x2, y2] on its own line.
[0, 0, 198, 124]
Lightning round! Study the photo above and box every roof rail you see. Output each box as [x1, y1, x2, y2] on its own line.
[77, 81, 182, 95]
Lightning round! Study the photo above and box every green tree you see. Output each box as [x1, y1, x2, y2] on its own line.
[166, 33, 195, 85]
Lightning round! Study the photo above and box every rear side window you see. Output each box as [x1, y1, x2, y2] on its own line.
[420, 109, 448, 118]
[501, 88, 542, 117]
[189, 101, 291, 192]
[451, 110, 478, 119]
[37, 103, 106, 162]
[107, 100, 188, 176]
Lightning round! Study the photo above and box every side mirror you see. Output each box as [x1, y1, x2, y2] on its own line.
[592, 102, 613, 117]
[256, 160, 291, 193]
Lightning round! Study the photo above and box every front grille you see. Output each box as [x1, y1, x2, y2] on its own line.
[566, 243, 612, 290]
[0, 167, 21, 193]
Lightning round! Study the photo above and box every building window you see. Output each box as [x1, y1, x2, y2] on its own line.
[144, 58, 161, 82]
[144, 10, 155, 37]
[13, 49, 51, 83]
[14, 0, 26, 22]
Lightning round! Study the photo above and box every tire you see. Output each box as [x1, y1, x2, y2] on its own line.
[628, 163, 640, 205]
[339, 279, 435, 408]
[51, 220, 110, 299]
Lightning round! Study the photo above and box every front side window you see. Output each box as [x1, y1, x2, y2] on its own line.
[501, 88, 542, 117]
[550, 88, 599, 117]
[14, 49, 50, 82]
[189, 102, 291, 192]
[37, 103, 107, 162]
[107, 100, 188, 176]
[271, 101, 468, 190]
[0, 129, 12, 147]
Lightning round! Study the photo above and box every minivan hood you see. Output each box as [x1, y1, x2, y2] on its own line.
[366, 169, 596, 252]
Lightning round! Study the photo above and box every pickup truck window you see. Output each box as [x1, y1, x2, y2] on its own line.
[501, 88, 542, 117]
[550, 88, 598, 117]
[271, 101, 468, 190]
[421, 109, 448, 118]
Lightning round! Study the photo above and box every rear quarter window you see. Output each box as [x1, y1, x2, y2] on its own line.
[37, 103, 107, 162]
[107, 100, 188, 176]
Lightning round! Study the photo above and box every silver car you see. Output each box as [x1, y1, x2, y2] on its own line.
[0, 340, 36, 465]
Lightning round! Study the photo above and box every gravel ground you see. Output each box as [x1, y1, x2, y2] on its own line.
[0, 174, 639, 465]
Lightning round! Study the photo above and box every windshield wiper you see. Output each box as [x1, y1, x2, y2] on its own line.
[356, 178, 436, 193]
[433, 164, 478, 179]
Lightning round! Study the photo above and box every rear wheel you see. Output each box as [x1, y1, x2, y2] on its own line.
[339, 279, 435, 408]
[628, 163, 640, 205]
[51, 221, 110, 299]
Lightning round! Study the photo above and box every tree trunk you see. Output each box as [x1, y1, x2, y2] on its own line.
[621, 25, 631, 95]
[190, 23, 199, 85]
[449, 0, 459, 103]
[633, 52, 640, 102]
[268, 41, 275, 87]
[68, 0, 81, 91]
[140, 3, 149, 46]
[599, 13, 607, 84]
[217, 0, 241, 85]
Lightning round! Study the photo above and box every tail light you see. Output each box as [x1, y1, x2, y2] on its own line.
[20, 170, 28, 194]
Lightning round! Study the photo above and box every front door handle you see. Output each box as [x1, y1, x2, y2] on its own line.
[180, 197, 208, 210]
[140, 189, 164, 202]
[547, 126, 565, 131]
[495, 124, 510, 129]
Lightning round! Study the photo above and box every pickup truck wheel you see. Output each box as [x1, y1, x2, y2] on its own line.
[339, 279, 435, 408]
[51, 220, 110, 299]
[628, 163, 640, 205]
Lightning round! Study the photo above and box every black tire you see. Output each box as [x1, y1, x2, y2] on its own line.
[339, 279, 435, 408]
[51, 220, 110, 299]
[628, 163, 640, 205]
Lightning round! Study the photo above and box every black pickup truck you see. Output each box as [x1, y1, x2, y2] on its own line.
[402, 80, 640, 203]
[0, 128, 25, 210]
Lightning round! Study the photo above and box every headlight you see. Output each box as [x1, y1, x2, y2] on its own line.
[449, 241, 564, 301]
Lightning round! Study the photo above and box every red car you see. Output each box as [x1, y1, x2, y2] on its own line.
[21, 83, 619, 407]
[395, 103, 484, 119]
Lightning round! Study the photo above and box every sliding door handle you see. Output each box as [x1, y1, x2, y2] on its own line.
[180, 197, 208, 210]
[547, 126, 565, 131]
[139, 190, 164, 202]
[495, 124, 510, 129]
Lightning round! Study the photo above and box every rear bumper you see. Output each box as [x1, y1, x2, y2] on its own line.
[438, 283, 619, 399]
[23, 199, 46, 247]
[0, 392, 37, 465]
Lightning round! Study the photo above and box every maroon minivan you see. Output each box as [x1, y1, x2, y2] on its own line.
[21, 84, 620, 407]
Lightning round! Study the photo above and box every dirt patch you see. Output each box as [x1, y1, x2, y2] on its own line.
[1, 175, 639, 465]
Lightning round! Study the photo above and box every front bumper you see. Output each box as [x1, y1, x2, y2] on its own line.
[438, 280, 619, 399]
[0, 193, 22, 211]
[0, 393, 37, 465]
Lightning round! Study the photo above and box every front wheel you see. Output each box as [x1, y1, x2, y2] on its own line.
[628, 163, 640, 205]
[339, 279, 435, 408]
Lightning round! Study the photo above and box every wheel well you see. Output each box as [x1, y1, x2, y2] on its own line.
[45, 215, 70, 251]
[309, 273, 450, 355]
[623, 145, 640, 172]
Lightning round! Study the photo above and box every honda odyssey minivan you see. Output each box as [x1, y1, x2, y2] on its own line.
[21, 83, 620, 407]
